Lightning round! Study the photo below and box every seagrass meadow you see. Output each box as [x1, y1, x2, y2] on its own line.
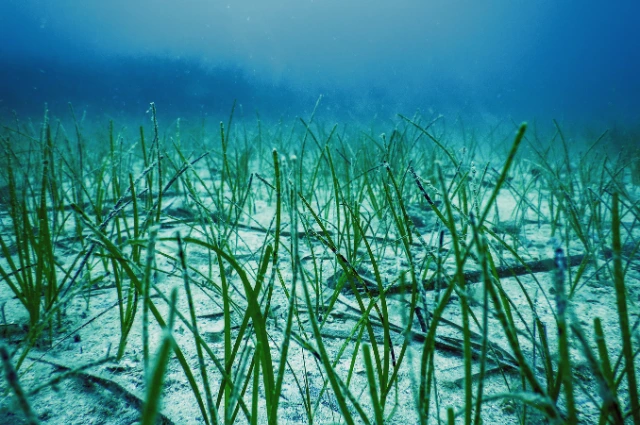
[0, 104, 639, 425]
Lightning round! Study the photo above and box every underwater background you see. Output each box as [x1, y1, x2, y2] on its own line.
[2, 3, 640, 424]
[1, 0, 639, 137]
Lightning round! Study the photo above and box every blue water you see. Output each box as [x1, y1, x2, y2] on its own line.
[1, 0, 639, 132]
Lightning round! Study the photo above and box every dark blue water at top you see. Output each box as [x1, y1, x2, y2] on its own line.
[1, 0, 638, 131]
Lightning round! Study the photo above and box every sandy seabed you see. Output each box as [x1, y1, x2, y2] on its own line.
[1, 124, 639, 425]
